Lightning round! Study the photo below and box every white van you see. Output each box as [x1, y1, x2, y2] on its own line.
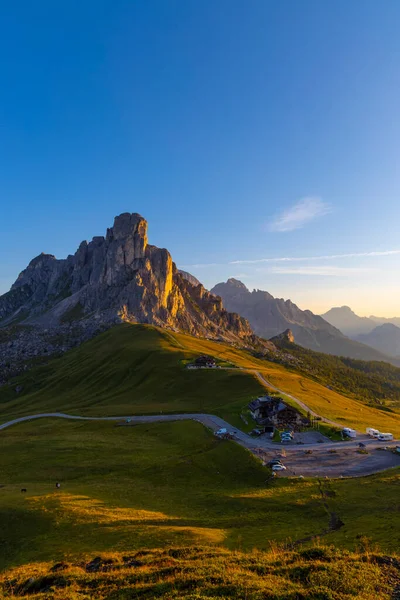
[343, 428, 357, 438]
[366, 428, 380, 438]
[378, 433, 394, 441]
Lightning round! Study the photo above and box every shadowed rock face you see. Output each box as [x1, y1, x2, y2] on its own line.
[0, 214, 260, 345]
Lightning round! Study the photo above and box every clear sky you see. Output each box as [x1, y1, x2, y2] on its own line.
[1, 1, 400, 316]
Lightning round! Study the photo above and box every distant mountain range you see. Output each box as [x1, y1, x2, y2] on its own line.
[321, 306, 400, 357]
[356, 323, 400, 358]
[322, 305, 400, 336]
[210, 279, 397, 364]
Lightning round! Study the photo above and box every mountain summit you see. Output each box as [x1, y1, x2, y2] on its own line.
[321, 306, 375, 337]
[0, 213, 257, 345]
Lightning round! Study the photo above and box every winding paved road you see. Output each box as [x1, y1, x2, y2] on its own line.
[1, 370, 399, 478]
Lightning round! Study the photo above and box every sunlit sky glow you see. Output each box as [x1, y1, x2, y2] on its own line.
[1, 1, 400, 317]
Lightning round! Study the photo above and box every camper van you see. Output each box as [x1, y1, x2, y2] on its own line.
[378, 433, 394, 441]
[342, 427, 357, 438]
[366, 428, 380, 438]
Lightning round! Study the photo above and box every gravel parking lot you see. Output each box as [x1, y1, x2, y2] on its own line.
[292, 431, 331, 444]
[273, 447, 400, 478]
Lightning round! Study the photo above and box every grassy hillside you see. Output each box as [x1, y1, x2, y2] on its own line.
[0, 325, 265, 427]
[273, 338, 400, 410]
[168, 330, 400, 435]
[0, 417, 400, 572]
[1, 545, 397, 599]
[1, 323, 400, 435]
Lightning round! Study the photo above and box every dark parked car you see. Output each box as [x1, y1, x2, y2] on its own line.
[250, 429, 263, 437]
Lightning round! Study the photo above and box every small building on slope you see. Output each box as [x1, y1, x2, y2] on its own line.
[248, 396, 306, 430]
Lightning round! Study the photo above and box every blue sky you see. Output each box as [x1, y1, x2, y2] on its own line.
[1, 0, 400, 315]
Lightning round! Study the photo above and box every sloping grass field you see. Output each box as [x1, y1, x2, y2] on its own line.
[0, 325, 264, 428]
[1, 323, 400, 436]
[0, 418, 400, 573]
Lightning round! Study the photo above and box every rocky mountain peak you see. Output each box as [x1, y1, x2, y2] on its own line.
[226, 278, 249, 290]
[106, 212, 148, 247]
[0, 213, 263, 350]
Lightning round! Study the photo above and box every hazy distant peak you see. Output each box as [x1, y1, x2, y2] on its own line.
[226, 278, 249, 290]
[324, 305, 355, 315]
[375, 322, 400, 332]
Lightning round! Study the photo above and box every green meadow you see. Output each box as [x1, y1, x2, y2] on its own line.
[0, 417, 399, 574]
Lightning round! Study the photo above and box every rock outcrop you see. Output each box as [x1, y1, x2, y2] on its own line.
[270, 329, 295, 344]
[0, 214, 261, 347]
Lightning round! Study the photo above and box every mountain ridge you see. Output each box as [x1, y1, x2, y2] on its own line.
[210, 279, 398, 364]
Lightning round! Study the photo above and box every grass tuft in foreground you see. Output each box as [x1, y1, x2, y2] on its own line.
[1, 545, 399, 599]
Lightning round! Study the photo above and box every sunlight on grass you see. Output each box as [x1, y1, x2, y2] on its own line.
[28, 493, 177, 524]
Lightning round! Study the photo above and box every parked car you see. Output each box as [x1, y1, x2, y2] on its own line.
[268, 458, 283, 466]
[215, 428, 227, 436]
[250, 428, 263, 437]
[272, 464, 287, 471]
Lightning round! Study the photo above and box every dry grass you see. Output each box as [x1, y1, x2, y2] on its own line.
[168, 329, 400, 435]
[0, 544, 398, 599]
